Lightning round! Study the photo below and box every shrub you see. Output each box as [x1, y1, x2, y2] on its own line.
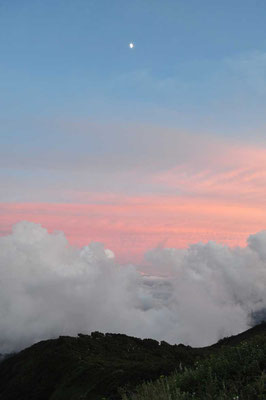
[122, 335, 266, 400]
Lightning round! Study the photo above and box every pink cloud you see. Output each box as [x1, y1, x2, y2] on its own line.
[153, 144, 266, 204]
[2, 136, 266, 263]
[1, 193, 266, 263]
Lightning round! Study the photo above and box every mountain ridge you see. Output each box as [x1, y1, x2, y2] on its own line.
[0, 323, 265, 400]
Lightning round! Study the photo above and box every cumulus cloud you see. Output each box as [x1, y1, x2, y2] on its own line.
[1, 221, 266, 352]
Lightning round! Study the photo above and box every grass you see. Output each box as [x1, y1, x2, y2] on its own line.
[120, 334, 266, 400]
[0, 324, 265, 399]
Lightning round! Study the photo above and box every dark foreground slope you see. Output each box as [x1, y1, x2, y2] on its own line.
[123, 323, 266, 400]
[0, 324, 265, 400]
[0, 332, 199, 400]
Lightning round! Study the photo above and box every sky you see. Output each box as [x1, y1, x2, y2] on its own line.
[2, 0, 266, 350]
[1, 0, 266, 264]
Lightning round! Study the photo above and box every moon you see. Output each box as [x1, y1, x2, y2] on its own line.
[129, 43, 134, 49]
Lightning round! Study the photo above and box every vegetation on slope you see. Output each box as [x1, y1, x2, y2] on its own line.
[0, 331, 199, 400]
[0, 323, 265, 400]
[122, 331, 266, 400]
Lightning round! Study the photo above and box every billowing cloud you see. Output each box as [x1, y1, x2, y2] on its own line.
[1, 221, 266, 353]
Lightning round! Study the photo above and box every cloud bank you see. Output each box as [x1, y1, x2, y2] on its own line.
[1, 221, 266, 353]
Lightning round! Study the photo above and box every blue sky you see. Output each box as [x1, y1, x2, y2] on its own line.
[1, 0, 266, 175]
[1, 0, 266, 131]
[2, 1, 266, 258]
[2, 1, 266, 350]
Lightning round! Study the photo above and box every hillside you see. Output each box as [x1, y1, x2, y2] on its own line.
[0, 324, 265, 400]
[123, 324, 266, 400]
[0, 332, 200, 400]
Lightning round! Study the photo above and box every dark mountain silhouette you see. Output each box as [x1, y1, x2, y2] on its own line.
[0, 323, 265, 400]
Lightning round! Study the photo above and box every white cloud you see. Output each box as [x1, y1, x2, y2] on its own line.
[0, 221, 266, 352]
